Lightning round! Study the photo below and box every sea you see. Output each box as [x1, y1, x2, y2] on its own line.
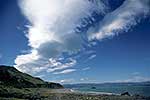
[64, 82, 150, 97]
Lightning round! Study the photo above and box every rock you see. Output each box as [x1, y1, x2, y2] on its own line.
[91, 87, 96, 89]
[121, 92, 131, 96]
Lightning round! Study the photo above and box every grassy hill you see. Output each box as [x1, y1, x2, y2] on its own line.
[0, 65, 63, 89]
[0, 65, 64, 99]
[0, 65, 149, 100]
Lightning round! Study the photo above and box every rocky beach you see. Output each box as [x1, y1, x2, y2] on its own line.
[0, 66, 150, 100]
[0, 88, 150, 100]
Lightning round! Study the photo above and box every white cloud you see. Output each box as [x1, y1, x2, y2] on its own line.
[132, 72, 140, 76]
[47, 58, 76, 72]
[18, 0, 107, 49]
[82, 67, 91, 71]
[114, 76, 150, 83]
[88, 54, 96, 60]
[15, 0, 107, 75]
[83, 54, 96, 62]
[0, 54, 2, 59]
[116, 72, 150, 83]
[51, 79, 75, 84]
[15, 56, 76, 75]
[15, 0, 150, 78]
[53, 69, 76, 75]
[35, 74, 45, 78]
[59, 79, 74, 83]
[80, 77, 89, 81]
[113, 73, 150, 83]
[15, 50, 39, 66]
[88, 0, 150, 40]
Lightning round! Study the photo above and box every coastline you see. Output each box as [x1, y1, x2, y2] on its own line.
[0, 88, 150, 100]
[49, 88, 116, 95]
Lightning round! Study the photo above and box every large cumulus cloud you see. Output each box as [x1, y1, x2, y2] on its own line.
[15, 0, 149, 78]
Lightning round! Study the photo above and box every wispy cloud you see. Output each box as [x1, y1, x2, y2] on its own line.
[15, 0, 150, 80]
[80, 77, 89, 81]
[15, 57, 76, 75]
[82, 67, 91, 71]
[35, 74, 45, 78]
[88, 0, 150, 40]
[53, 69, 76, 75]
[113, 72, 150, 83]
[0, 54, 2, 59]
[47, 58, 76, 72]
[132, 72, 140, 76]
[15, 0, 107, 75]
[114, 76, 150, 83]
[59, 79, 74, 83]
[88, 54, 96, 60]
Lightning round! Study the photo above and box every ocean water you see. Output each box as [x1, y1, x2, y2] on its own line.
[64, 82, 150, 96]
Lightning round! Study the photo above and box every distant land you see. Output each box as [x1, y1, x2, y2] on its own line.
[0, 65, 150, 100]
[64, 81, 150, 96]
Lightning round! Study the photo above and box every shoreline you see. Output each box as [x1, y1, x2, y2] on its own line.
[49, 88, 115, 94]
[0, 88, 150, 100]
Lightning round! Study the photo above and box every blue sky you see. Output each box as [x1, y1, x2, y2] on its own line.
[0, 0, 150, 83]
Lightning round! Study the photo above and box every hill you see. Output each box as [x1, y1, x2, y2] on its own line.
[0, 65, 63, 89]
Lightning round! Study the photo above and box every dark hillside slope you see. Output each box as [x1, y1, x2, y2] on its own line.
[0, 65, 63, 89]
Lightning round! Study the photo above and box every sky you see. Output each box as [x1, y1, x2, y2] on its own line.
[0, 0, 150, 84]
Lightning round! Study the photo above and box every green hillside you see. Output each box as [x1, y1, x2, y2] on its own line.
[0, 65, 63, 88]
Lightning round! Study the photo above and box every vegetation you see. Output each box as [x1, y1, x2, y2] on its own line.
[0, 65, 149, 100]
[0, 65, 64, 99]
[0, 65, 63, 89]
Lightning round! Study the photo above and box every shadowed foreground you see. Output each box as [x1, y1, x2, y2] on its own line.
[39, 93, 150, 100]
[0, 93, 150, 100]
[0, 66, 150, 100]
[0, 88, 150, 100]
